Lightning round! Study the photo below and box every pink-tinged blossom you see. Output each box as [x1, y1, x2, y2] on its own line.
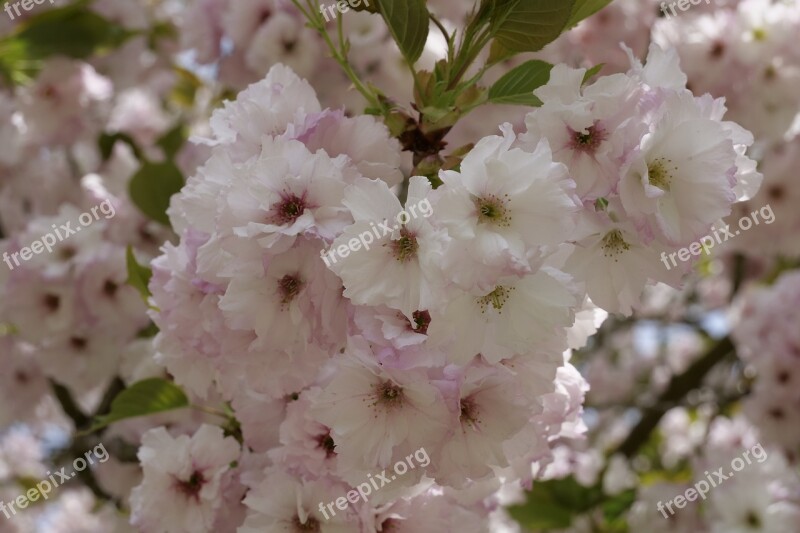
[268, 388, 340, 479]
[198, 63, 321, 154]
[521, 64, 645, 200]
[215, 137, 351, 255]
[370, 491, 492, 533]
[19, 58, 112, 146]
[435, 125, 580, 290]
[286, 110, 404, 186]
[433, 363, 534, 487]
[326, 176, 445, 318]
[245, 12, 321, 79]
[619, 90, 745, 246]
[501, 359, 588, 485]
[309, 340, 451, 472]
[218, 240, 339, 353]
[563, 199, 683, 316]
[179, 0, 228, 64]
[427, 267, 581, 363]
[238, 468, 359, 532]
[733, 271, 800, 450]
[352, 305, 437, 361]
[0, 339, 49, 427]
[130, 425, 241, 533]
[149, 233, 229, 398]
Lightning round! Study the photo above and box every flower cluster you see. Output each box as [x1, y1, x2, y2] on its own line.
[733, 270, 800, 451]
[141, 37, 759, 529]
[1, 0, 795, 530]
[144, 62, 593, 531]
[526, 43, 760, 314]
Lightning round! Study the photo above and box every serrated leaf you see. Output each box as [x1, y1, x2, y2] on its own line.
[566, 0, 615, 28]
[487, 39, 514, 64]
[128, 161, 184, 226]
[126, 246, 152, 302]
[488, 59, 553, 106]
[87, 378, 189, 432]
[493, 0, 576, 53]
[376, 0, 430, 64]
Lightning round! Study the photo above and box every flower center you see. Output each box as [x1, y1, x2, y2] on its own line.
[43, 293, 61, 312]
[277, 274, 303, 305]
[460, 397, 481, 429]
[316, 432, 336, 458]
[375, 381, 404, 409]
[745, 511, 761, 528]
[59, 246, 77, 261]
[282, 39, 297, 54]
[175, 470, 205, 500]
[476, 286, 515, 314]
[70, 337, 88, 351]
[103, 280, 119, 297]
[570, 123, 607, 154]
[292, 515, 321, 532]
[601, 230, 630, 260]
[475, 194, 511, 227]
[274, 193, 307, 225]
[390, 229, 418, 263]
[381, 519, 400, 532]
[647, 158, 675, 191]
[410, 310, 431, 334]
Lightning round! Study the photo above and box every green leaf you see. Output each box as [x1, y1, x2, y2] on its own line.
[602, 489, 637, 522]
[488, 59, 553, 106]
[99, 132, 143, 162]
[137, 322, 160, 339]
[566, 0, 615, 28]
[492, 0, 576, 53]
[147, 20, 178, 50]
[87, 378, 189, 432]
[375, 0, 430, 64]
[156, 123, 187, 160]
[350, 0, 379, 13]
[128, 161, 184, 226]
[126, 246, 152, 302]
[582, 63, 604, 84]
[487, 39, 514, 65]
[507, 476, 603, 529]
[10, 0, 133, 59]
[170, 66, 204, 108]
